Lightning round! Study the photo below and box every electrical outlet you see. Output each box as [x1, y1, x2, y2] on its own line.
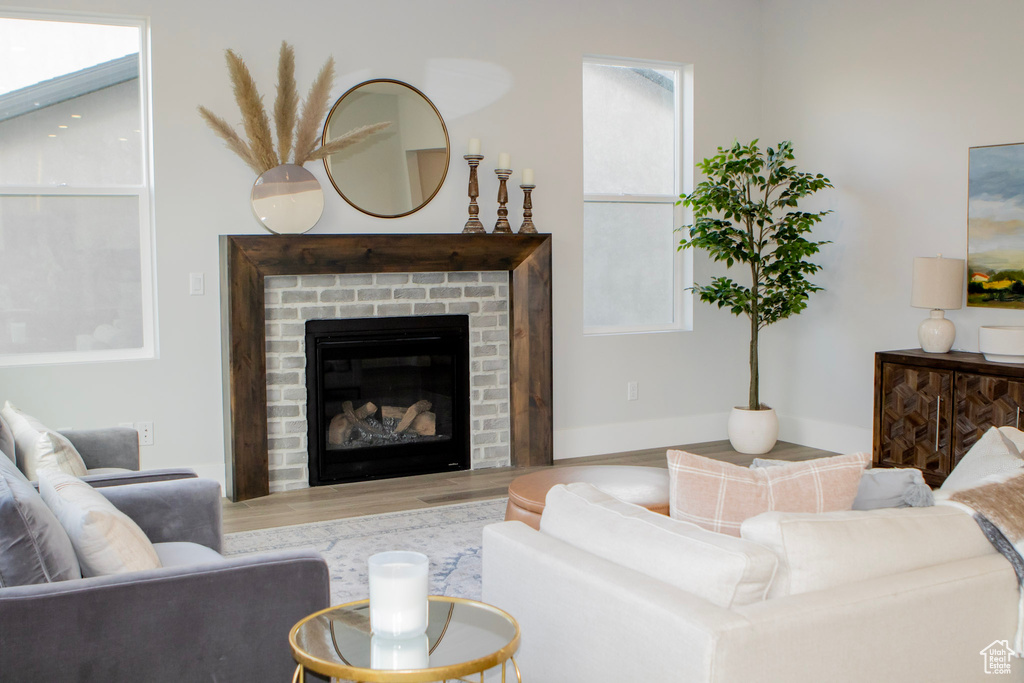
[627, 381, 638, 401]
[135, 421, 154, 446]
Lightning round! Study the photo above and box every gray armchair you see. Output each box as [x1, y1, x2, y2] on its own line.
[0, 476, 331, 682]
[20, 425, 196, 487]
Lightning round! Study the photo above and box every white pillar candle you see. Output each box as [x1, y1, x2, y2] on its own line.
[368, 551, 429, 637]
[498, 152, 510, 169]
[468, 138, 481, 155]
[370, 633, 429, 670]
[522, 168, 534, 185]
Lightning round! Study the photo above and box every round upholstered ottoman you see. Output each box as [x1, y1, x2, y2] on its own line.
[504, 465, 670, 530]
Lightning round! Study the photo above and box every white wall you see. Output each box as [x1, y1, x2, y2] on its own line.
[760, 0, 1024, 453]
[0, 0, 764, 485]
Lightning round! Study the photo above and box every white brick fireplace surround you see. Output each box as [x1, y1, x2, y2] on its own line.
[263, 271, 511, 492]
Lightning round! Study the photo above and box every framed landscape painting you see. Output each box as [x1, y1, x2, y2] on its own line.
[968, 142, 1024, 309]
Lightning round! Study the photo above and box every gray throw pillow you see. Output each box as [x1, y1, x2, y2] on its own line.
[0, 456, 81, 586]
[750, 458, 934, 510]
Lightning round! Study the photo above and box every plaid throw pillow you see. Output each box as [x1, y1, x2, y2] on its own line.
[667, 450, 870, 536]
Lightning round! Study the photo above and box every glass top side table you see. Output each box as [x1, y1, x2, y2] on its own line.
[290, 595, 521, 682]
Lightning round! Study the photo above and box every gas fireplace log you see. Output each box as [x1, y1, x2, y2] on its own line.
[327, 413, 351, 445]
[382, 406, 436, 436]
[396, 400, 432, 433]
[408, 411, 436, 436]
[382, 406, 406, 420]
[328, 401, 378, 444]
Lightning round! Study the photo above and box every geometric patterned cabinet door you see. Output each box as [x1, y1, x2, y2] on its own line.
[954, 373, 1024, 466]
[874, 349, 1024, 487]
[877, 363, 953, 480]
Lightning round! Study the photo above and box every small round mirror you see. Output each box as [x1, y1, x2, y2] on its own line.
[322, 79, 449, 218]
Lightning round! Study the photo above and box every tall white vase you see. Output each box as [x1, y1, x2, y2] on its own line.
[727, 407, 779, 455]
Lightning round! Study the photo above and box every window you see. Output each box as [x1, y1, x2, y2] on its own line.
[582, 57, 691, 334]
[0, 12, 155, 366]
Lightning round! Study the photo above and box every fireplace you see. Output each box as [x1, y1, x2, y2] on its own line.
[305, 316, 470, 485]
[221, 233, 552, 501]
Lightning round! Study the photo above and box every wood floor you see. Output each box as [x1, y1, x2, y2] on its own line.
[222, 439, 834, 533]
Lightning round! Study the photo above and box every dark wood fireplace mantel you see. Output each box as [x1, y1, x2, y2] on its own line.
[220, 233, 553, 501]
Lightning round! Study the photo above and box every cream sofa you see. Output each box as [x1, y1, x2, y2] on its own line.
[482, 483, 1022, 683]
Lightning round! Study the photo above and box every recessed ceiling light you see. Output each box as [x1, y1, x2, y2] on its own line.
[48, 134, 56, 138]
[118, 137, 128, 142]
[58, 125, 67, 129]
[71, 114, 82, 119]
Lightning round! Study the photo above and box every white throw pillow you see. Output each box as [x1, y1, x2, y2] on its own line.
[941, 426, 1024, 493]
[997, 426, 1024, 452]
[38, 470, 161, 577]
[0, 401, 87, 480]
[540, 482, 778, 608]
[740, 505, 995, 598]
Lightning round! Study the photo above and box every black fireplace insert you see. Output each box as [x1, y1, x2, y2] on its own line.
[305, 315, 470, 486]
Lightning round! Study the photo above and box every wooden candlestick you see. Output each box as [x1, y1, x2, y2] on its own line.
[493, 169, 513, 234]
[518, 184, 536, 234]
[463, 154, 485, 234]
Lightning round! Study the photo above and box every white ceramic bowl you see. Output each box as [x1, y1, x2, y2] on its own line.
[979, 326, 1024, 364]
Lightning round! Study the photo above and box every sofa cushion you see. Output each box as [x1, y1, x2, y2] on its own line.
[153, 541, 224, 568]
[38, 470, 161, 577]
[0, 452, 81, 586]
[667, 449, 869, 536]
[740, 505, 995, 598]
[941, 426, 1024, 493]
[540, 482, 778, 608]
[752, 458, 934, 509]
[1, 402, 87, 480]
[85, 467, 134, 476]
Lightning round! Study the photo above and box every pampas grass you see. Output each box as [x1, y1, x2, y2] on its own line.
[226, 49, 278, 172]
[197, 106, 263, 174]
[273, 43, 298, 166]
[291, 57, 335, 165]
[198, 41, 388, 175]
[306, 121, 392, 161]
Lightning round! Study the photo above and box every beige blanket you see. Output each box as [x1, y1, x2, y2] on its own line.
[943, 471, 1024, 654]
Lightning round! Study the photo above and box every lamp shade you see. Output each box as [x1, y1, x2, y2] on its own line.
[911, 256, 964, 310]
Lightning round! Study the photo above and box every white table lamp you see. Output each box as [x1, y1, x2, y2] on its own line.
[911, 255, 965, 353]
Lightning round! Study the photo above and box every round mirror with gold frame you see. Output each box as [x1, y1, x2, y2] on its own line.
[322, 79, 450, 218]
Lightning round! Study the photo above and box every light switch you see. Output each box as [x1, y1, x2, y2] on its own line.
[189, 272, 205, 296]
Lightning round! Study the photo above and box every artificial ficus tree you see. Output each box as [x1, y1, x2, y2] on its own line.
[678, 140, 832, 411]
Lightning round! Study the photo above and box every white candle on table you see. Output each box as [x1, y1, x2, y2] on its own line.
[468, 138, 481, 155]
[368, 551, 429, 637]
[522, 168, 534, 185]
[498, 152, 510, 169]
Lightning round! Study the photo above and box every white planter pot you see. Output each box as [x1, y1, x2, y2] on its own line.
[727, 407, 779, 455]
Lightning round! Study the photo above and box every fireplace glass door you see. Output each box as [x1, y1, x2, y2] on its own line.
[306, 316, 470, 485]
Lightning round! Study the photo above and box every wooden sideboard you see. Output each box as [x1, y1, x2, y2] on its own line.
[874, 349, 1024, 486]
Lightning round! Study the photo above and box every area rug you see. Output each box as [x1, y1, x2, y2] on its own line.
[223, 498, 507, 605]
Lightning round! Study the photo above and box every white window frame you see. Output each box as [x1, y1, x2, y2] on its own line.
[582, 55, 694, 336]
[0, 9, 157, 367]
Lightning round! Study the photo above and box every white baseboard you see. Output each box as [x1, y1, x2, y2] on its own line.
[554, 412, 872, 461]
[777, 414, 872, 455]
[553, 412, 730, 461]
